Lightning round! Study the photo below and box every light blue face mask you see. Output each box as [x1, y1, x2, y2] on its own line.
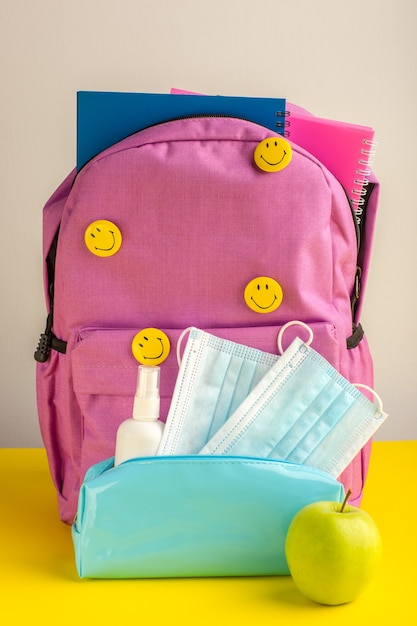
[157, 327, 279, 455]
[200, 325, 388, 478]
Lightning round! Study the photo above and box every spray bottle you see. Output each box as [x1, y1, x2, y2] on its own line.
[114, 365, 164, 466]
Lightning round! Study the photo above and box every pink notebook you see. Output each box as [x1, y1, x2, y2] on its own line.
[286, 104, 376, 212]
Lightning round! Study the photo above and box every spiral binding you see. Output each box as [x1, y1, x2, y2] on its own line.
[275, 110, 291, 136]
[350, 139, 378, 208]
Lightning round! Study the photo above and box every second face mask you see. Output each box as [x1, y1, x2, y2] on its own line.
[157, 328, 279, 455]
[200, 336, 388, 478]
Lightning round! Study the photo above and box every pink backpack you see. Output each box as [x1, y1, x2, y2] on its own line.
[35, 116, 379, 523]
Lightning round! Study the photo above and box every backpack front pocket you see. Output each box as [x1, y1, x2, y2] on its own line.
[71, 322, 340, 487]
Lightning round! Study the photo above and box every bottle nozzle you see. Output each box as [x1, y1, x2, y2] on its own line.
[137, 365, 160, 398]
[132, 365, 160, 421]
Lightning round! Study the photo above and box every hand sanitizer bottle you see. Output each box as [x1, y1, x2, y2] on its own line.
[114, 365, 164, 466]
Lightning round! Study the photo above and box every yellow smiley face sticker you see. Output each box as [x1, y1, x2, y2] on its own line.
[244, 277, 283, 314]
[131, 328, 171, 366]
[84, 220, 122, 257]
[254, 137, 292, 173]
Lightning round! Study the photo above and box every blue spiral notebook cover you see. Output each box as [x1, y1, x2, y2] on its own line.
[77, 91, 287, 171]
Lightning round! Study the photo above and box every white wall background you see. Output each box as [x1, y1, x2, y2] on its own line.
[1, 0, 416, 446]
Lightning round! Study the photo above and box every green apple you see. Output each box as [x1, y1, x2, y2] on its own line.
[285, 490, 382, 605]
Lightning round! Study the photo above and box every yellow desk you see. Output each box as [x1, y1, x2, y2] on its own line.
[1, 442, 416, 624]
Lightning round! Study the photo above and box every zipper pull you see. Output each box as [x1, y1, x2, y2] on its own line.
[350, 266, 363, 317]
[34, 313, 53, 363]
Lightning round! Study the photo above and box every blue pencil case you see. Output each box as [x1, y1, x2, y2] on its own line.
[72, 455, 344, 579]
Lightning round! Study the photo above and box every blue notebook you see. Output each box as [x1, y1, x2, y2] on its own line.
[77, 91, 287, 170]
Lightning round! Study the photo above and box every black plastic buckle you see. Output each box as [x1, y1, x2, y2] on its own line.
[34, 313, 53, 363]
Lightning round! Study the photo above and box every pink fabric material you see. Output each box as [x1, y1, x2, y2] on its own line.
[36, 117, 376, 522]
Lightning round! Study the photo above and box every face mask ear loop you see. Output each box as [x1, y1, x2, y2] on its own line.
[277, 320, 314, 355]
[353, 383, 385, 417]
[176, 327, 193, 368]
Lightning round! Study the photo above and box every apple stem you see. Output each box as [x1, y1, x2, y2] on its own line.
[340, 488, 352, 513]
